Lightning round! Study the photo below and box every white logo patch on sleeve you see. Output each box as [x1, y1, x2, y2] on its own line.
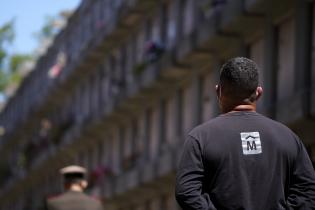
[240, 132, 262, 155]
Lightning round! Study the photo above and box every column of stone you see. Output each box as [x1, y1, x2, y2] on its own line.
[102, 61, 110, 114]
[182, 82, 194, 134]
[125, 36, 135, 91]
[263, 9, 278, 118]
[135, 24, 145, 73]
[112, 128, 121, 175]
[165, 96, 176, 146]
[311, 3, 315, 116]
[159, 1, 168, 45]
[84, 8, 92, 49]
[182, 0, 197, 36]
[74, 22, 81, 62]
[175, 0, 185, 41]
[143, 109, 152, 160]
[130, 118, 138, 165]
[174, 88, 183, 140]
[97, 64, 105, 114]
[191, 74, 204, 127]
[151, 8, 160, 43]
[124, 124, 132, 170]
[167, 0, 181, 49]
[158, 99, 166, 154]
[83, 81, 91, 121]
[91, 0, 99, 34]
[74, 86, 81, 124]
[71, 22, 79, 62]
[149, 107, 159, 160]
[294, 0, 313, 117]
[93, 72, 100, 119]
[118, 126, 126, 172]
[276, 16, 296, 123]
[136, 113, 145, 164]
[77, 84, 84, 123]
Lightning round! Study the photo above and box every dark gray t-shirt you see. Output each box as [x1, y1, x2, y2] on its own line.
[175, 111, 315, 210]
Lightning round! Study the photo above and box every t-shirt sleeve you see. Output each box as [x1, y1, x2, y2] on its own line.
[287, 137, 315, 209]
[175, 135, 217, 210]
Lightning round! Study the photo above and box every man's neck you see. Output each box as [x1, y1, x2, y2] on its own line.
[67, 184, 84, 192]
[222, 104, 256, 114]
[219, 96, 257, 114]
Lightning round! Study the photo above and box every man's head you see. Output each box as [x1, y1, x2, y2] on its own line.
[216, 57, 263, 112]
[60, 165, 88, 191]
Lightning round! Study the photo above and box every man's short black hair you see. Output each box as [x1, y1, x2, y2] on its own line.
[219, 57, 259, 102]
[63, 172, 85, 184]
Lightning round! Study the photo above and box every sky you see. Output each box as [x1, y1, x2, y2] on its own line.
[0, 0, 81, 54]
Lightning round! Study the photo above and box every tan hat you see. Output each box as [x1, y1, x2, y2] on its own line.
[59, 165, 87, 175]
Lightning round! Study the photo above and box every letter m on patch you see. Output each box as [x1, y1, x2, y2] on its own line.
[240, 132, 262, 155]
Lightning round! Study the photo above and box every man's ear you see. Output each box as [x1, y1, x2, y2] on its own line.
[215, 85, 220, 98]
[81, 180, 88, 189]
[256, 86, 263, 100]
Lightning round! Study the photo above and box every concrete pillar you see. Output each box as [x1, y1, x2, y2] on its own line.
[263, 12, 278, 118]
[107, 136, 113, 170]
[144, 109, 152, 159]
[294, 0, 312, 117]
[312, 3, 315, 116]
[136, 28, 146, 64]
[160, 2, 168, 44]
[124, 125, 132, 168]
[158, 99, 166, 153]
[183, 82, 194, 133]
[93, 73, 100, 117]
[137, 114, 145, 163]
[108, 132, 117, 174]
[130, 119, 138, 158]
[183, 0, 196, 36]
[167, 0, 181, 48]
[276, 17, 296, 122]
[165, 96, 177, 145]
[84, 82, 91, 120]
[191, 74, 203, 126]
[118, 127, 125, 171]
[152, 9, 161, 42]
[75, 87, 82, 124]
[149, 107, 159, 160]
[175, 89, 183, 138]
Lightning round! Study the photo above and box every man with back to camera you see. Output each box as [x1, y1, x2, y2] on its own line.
[175, 57, 315, 209]
[46, 165, 104, 210]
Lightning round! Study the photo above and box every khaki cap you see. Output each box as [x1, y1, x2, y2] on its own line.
[59, 165, 87, 175]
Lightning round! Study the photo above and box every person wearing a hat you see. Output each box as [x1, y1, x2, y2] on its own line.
[46, 165, 104, 210]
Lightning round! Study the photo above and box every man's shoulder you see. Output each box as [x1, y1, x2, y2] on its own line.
[188, 116, 224, 140]
[47, 192, 103, 209]
[47, 193, 64, 202]
[84, 194, 102, 203]
[190, 115, 226, 132]
[253, 113, 296, 134]
[188, 112, 295, 140]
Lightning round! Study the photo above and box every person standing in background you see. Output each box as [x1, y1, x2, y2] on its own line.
[46, 165, 103, 210]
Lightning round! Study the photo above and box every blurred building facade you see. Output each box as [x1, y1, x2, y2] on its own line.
[0, 0, 314, 209]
